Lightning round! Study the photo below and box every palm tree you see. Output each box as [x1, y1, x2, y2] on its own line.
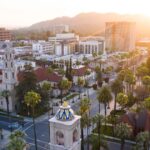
[114, 123, 132, 150]
[92, 113, 103, 131]
[1, 90, 10, 115]
[24, 91, 41, 150]
[77, 77, 85, 99]
[97, 86, 112, 129]
[88, 133, 108, 150]
[124, 70, 135, 93]
[92, 52, 97, 67]
[142, 75, 150, 91]
[78, 98, 90, 150]
[143, 97, 150, 149]
[58, 78, 72, 104]
[116, 93, 128, 110]
[111, 79, 123, 112]
[84, 69, 91, 98]
[7, 131, 26, 150]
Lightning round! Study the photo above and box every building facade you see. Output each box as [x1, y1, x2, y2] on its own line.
[32, 41, 54, 56]
[0, 28, 11, 41]
[79, 39, 104, 54]
[105, 22, 136, 52]
[49, 33, 79, 56]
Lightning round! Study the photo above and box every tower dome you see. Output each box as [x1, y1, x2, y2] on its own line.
[55, 101, 74, 121]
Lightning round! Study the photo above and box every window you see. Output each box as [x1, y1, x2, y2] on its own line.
[56, 131, 64, 145]
[5, 62, 7, 68]
[1, 101, 3, 105]
[11, 62, 13, 68]
[73, 129, 78, 142]
[5, 73, 8, 79]
[12, 72, 15, 79]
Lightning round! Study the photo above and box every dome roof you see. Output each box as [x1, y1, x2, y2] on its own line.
[56, 101, 75, 121]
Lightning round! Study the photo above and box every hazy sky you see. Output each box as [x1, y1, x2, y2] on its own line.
[0, 0, 150, 28]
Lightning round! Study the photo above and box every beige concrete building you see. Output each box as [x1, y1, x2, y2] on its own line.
[105, 22, 136, 52]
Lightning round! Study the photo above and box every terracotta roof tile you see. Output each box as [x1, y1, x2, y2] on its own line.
[17, 67, 62, 83]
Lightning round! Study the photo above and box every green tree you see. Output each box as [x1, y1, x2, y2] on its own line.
[78, 98, 90, 150]
[133, 131, 149, 150]
[1, 90, 10, 115]
[144, 97, 150, 109]
[111, 79, 123, 111]
[92, 52, 98, 67]
[58, 79, 71, 104]
[41, 82, 52, 108]
[7, 131, 26, 150]
[24, 91, 41, 150]
[97, 86, 112, 129]
[15, 64, 37, 113]
[142, 76, 150, 91]
[116, 93, 128, 110]
[124, 70, 135, 93]
[77, 77, 85, 99]
[84, 69, 91, 98]
[88, 133, 108, 150]
[114, 123, 132, 150]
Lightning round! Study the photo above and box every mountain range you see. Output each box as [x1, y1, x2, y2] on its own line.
[18, 12, 150, 37]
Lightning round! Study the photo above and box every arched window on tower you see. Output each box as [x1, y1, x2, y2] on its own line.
[5, 62, 7, 68]
[11, 62, 13, 68]
[56, 131, 64, 146]
[5, 73, 8, 79]
[73, 129, 78, 142]
[12, 72, 15, 79]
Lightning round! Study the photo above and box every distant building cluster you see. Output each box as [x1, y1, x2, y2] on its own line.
[0, 22, 137, 112]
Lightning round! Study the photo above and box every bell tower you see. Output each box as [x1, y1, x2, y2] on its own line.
[49, 101, 81, 150]
[1, 42, 17, 111]
[2, 43, 16, 90]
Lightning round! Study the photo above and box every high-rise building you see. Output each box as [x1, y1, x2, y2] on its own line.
[0, 28, 11, 41]
[105, 22, 136, 52]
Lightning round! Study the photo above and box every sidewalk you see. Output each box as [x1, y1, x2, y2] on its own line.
[0, 129, 11, 150]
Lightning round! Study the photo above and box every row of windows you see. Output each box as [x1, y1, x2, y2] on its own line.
[5, 72, 15, 79]
[5, 62, 13, 68]
[5, 53, 13, 60]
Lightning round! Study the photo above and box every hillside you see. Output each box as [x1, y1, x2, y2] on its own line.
[17, 12, 150, 37]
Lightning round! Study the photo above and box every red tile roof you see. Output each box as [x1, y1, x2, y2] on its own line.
[17, 67, 63, 83]
[72, 67, 90, 76]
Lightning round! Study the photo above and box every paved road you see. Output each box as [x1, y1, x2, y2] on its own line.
[0, 115, 25, 131]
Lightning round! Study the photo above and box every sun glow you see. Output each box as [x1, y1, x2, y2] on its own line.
[0, 0, 150, 27]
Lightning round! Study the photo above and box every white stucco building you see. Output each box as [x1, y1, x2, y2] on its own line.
[32, 41, 54, 56]
[79, 39, 104, 54]
[49, 102, 81, 150]
[48, 33, 79, 56]
[14, 46, 32, 56]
